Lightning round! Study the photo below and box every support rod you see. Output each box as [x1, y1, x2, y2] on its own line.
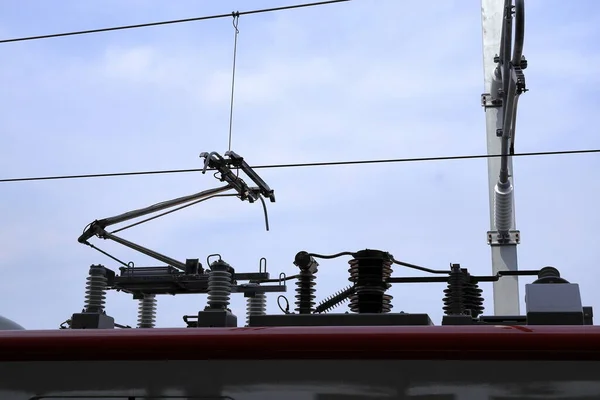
[481, 0, 522, 315]
[101, 231, 187, 271]
[78, 185, 232, 243]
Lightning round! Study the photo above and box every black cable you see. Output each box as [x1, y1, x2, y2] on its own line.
[0, 148, 598, 184]
[309, 251, 355, 259]
[82, 241, 130, 268]
[0, 0, 350, 44]
[258, 195, 270, 232]
[392, 258, 448, 274]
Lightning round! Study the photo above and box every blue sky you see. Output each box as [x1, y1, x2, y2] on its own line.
[0, 0, 598, 329]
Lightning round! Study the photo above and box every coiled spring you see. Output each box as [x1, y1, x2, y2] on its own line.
[348, 250, 393, 313]
[207, 261, 232, 310]
[295, 270, 316, 314]
[137, 294, 157, 328]
[315, 285, 355, 313]
[84, 264, 108, 313]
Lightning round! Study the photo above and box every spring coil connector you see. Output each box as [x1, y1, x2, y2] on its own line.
[84, 264, 108, 313]
[137, 294, 157, 328]
[443, 264, 484, 318]
[314, 285, 355, 314]
[206, 260, 233, 310]
[348, 249, 393, 314]
[245, 283, 267, 326]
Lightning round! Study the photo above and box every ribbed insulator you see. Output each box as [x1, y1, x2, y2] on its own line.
[295, 270, 316, 314]
[461, 268, 484, 318]
[349, 292, 392, 314]
[443, 266, 485, 318]
[533, 266, 569, 284]
[246, 292, 266, 326]
[137, 294, 157, 328]
[348, 250, 393, 314]
[494, 182, 514, 233]
[84, 265, 108, 313]
[207, 266, 232, 309]
[443, 265, 465, 316]
[463, 280, 485, 318]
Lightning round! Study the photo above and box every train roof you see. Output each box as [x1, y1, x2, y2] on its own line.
[1, 325, 600, 362]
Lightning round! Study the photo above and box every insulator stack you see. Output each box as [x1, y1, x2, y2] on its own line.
[206, 260, 233, 310]
[137, 294, 157, 328]
[534, 266, 569, 284]
[493, 182, 514, 233]
[347, 249, 393, 313]
[245, 283, 267, 326]
[84, 264, 108, 313]
[315, 285, 355, 314]
[442, 264, 465, 316]
[293, 251, 318, 314]
[443, 264, 484, 317]
[462, 272, 484, 318]
[295, 270, 316, 314]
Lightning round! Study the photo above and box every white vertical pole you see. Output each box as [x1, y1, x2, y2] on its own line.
[481, 0, 520, 315]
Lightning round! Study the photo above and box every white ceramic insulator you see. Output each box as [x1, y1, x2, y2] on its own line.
[494, 182, 514, 233]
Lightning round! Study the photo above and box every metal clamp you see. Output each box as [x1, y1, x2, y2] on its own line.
[487, 229, 520, 246]
[481, 93, 502, 109]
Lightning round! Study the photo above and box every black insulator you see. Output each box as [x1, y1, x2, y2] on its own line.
[534, 266, 569, 284]
[347, 249, 393, 314]
[295, 269, 316, 314]
[442, 265, 485, 318]
[463, 277, 485, 318]
[84, 264, 108, 314]
[443, 264, 465, 316]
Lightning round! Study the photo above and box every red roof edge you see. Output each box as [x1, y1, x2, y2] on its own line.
[1, 325, 599, 361]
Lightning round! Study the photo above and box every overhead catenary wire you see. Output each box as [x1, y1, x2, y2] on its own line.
[0, 0, 350, 44]
[0, 148, 598, 183]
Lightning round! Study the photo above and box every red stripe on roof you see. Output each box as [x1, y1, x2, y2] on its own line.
[0, 325, 599, 361]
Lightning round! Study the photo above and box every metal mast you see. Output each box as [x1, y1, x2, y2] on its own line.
[481, 0, 527, 315]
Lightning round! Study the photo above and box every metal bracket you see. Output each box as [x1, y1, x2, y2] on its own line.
[200, 151, 276, 203]
[513, 66, 527, 94]
[481, 93, 502, 109]
[487, 229, 520, 246]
